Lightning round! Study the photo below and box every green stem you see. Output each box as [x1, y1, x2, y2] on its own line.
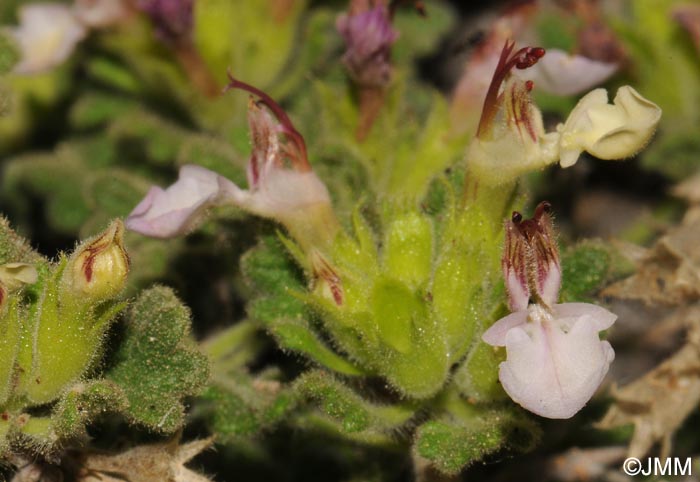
[202, 320, 264, 371]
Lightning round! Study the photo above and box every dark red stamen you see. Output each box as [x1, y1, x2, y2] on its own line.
[514, 201, 553, 240]
[525, 80, 534, 91]
[224, 72, 310, 171]
[476, 41, 546, 138]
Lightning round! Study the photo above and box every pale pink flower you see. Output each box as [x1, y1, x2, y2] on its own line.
[483, 202, 617, 419]
[516, 49, 618, 96]
[125, 164, 238, 238]
[483, 302, 616, 419]
[126, 77, 332, 240]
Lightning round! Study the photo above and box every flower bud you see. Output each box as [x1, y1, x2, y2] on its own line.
[336, 3, 398, 88]
[64, 220, 129, 302]
[502, 201, 561, 311]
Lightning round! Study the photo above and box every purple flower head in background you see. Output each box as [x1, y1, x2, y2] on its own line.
[336, 4, 399, 87]
[138, 0, 193, 45]
[483, 202, 617, 419]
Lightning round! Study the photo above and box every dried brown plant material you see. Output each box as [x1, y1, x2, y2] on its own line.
[603, 217, 700, 306]
[546, 446, 627, 482]
[672, 172, 700, 205]
[74, 437, 215, 482]
[597, 322, 700, 458]
[12, 438, 216, 482]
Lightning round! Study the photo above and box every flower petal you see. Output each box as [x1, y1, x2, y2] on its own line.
[0, 263, 38, 289]
[498, 313, 615, 419]
[516, 50, 618, 96]
[482, 309, 528, 346]
[126, 164, 241, 238]
[558, 86, 661, 168]
[232, 168, 331, 222]
[553, 302, 617, 331]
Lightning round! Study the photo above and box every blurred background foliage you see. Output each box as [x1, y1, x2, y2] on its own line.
[1, 0, 700, 481]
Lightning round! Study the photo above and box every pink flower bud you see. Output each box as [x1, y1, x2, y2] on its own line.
[503, 201, 561, 311]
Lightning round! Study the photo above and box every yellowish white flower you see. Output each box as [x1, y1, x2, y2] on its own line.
[557, 86, 662, 168]
[467, 42, 661, 185]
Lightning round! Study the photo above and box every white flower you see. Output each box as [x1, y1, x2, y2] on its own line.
[516, 49, 618, 96]
[7, 3, 87, 75]
[483, 303, 616, 419]
[557, 86, 662, 168]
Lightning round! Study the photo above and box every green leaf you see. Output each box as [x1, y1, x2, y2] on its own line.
[200, 378, 295, 441]
[51, 380, 128, 439]
[269, 318, 364, 376]
[560, 241, 612, 302]
[108, 110, 186, 166]
[294, 370, 416, 434]
[415, 405, 540, 475]
[107, 286, 209, 433]
[0, 217, 41, 265]
[69, 93, 137, 130]
[0, 32, 19, 75]
[194, 0, 307, 94]
[241, 236, 305, 296]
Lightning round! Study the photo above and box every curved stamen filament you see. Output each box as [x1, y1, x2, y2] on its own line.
[476, 41, 545, 138]
[224, 72, 311, 171]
